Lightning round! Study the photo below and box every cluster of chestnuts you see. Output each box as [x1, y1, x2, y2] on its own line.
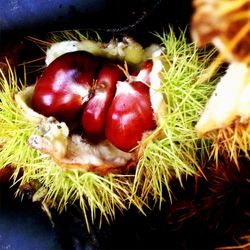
[31, 50, 157, 153]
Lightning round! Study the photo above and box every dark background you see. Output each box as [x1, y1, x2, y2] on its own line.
[0, 0, 193, 47]
[1, 1, 249, 249]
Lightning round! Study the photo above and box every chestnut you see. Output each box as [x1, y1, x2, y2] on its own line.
[32, 51, 100, 127]
[82, 63, 126, 140]
[105, 80, 156, 152]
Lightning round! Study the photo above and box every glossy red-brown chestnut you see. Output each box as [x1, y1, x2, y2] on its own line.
[81, 63, 125, 140]
[105, 80, 156, 152]
[32, 51, 100, 127]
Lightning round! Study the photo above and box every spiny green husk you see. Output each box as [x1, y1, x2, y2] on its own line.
[207, 120, 250, 168]
[133, 29, 218, 204]
[0, 28, 219, 227]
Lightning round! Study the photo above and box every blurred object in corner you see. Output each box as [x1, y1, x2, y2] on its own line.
[191, 0, 250, 64]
